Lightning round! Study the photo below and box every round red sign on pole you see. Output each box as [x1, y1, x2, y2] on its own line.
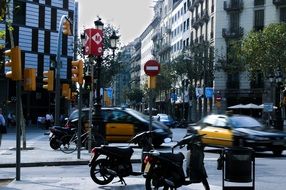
[144, 60, 160, 77]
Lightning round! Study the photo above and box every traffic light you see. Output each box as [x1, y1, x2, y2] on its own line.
[62, 83, 70, 99]
[5, 46, 22, 81]
[71, 59, 84, 85]
[43, 70, 54, 91]
[62, 17, 72, 36]
[148, 76, 156, 89]
[24, 68, 36, 91]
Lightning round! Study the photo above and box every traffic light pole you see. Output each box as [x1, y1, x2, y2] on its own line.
[15, 81, 21, 180]
[55, 15, 67, 126]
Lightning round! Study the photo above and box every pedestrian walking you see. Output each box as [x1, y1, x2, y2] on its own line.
[0, 108, 7, 146]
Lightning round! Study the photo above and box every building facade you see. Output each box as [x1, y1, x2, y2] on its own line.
[0, 0, 76, 120]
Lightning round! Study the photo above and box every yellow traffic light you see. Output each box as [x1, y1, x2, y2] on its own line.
[5, 46, 22, 81]
[62, 18, 72, 36]
[24, 68, 36, 91]
[62, 83, 70, 98]
[71, 59, 84, 85]
[148, 76, 156, 89]
[43, 70, 54, 91]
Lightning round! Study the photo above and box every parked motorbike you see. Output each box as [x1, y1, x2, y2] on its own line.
[143, 134, 210, 190]
[49, 125, 76, 150]
[88, 131, 154, 185]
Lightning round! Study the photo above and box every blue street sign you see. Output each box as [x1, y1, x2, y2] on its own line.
[205, 87, 214, 98]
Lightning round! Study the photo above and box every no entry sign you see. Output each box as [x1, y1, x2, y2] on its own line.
[144, 60, 160, 77]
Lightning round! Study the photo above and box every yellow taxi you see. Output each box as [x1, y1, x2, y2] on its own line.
[187, 114, 286, 156]
[66, 107, 172, 147]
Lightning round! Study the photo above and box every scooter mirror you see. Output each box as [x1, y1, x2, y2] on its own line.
[164, 138, 172, 143]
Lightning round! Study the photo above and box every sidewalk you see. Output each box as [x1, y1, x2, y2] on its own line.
[0, 126, 142, 168]
[0, 126, 222, 190]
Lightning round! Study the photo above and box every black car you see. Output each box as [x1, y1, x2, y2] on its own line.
[65, 107, 173, 147]
[187, 114, 286, 156]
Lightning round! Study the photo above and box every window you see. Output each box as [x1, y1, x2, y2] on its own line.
[51, 7, 57, 31]
[230, 13, 239, 31]
[32, 29, 38, 52]
[254, 9, 264, 31]
[44, 31, 50, 54]
[254, 0, 264, 6]
[280, 7, 286, 23]
[13, 0, 26, 25]
[39, 5, 45, 29]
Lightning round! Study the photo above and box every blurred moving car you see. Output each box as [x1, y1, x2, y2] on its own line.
[65, 107, 172, 147]
[186, 114, 286, 156]
[153, 113, 178, 128]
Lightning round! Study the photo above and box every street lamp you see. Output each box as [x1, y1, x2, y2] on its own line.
[92, 18, 119, 146]
[268, 70, 284, 130]
[110, 31, 119, 57]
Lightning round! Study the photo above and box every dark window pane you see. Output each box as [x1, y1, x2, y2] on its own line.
[39, 5, 45, 29]
[254, 0, 264, 6]
[32, 29, 38, 52]
[254, 9, 264, 31]
[51, 8, 57, 31]
[44, 31, 50, 54]
[13, 0, 26, 25]
[280, 7, 286, 23]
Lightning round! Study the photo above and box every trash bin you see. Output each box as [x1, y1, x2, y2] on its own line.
[222, 147, 255, 190]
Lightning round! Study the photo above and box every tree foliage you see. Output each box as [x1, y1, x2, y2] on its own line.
[241, 23, 286, 77]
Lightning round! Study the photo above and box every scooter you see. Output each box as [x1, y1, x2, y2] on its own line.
[143, 134, 210, 190]
[88, 131, 154, 185]
[49, 125, 76, 150]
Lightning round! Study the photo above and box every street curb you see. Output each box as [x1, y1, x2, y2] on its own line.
[0, 159, 142, 168]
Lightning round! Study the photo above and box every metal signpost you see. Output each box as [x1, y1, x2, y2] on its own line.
[144, 60, 160, 144]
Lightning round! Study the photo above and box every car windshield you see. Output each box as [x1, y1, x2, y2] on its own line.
[161, 115, 173, 121]
[124, 108, 149, 120]
[229, 116, 263, 128]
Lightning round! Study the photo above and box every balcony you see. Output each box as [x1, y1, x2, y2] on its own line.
[224, 0, 243, 12]
[158, 42, 171, 55]
[188, 0, 202, 12]
[273, 0, 286, 6]
[222, 27, 244, 39]
[152, 31, 161, 41]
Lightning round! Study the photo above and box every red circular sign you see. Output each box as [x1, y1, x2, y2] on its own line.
[144, 60, 160, 77]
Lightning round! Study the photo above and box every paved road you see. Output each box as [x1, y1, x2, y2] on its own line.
[1, 126, 286, 189]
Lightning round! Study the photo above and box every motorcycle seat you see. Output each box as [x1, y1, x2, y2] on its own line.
[159, 152, 185, 164]
[101, 146, 134, 158]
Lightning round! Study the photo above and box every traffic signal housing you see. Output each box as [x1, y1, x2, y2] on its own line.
[5, 46, 22, 81]
[62, 18, 72, 36]
[62, 83, 70, 99]
[24, 68, 36, 91]
[43, 70, 54, 91]
[71, 59, 83, 85]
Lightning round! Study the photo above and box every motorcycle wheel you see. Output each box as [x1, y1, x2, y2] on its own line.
[90, 159, 114, 185]
[145, 175, 174, 190]
[49, 137, 60, 150]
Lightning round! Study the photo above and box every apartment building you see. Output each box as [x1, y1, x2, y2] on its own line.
[125, 0, 286, 119]
[0, 0, 76, 118]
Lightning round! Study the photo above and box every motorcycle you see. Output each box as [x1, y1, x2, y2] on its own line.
[143, 134, 210, 190]
[49, 125, 76, 150]
[88, 131, 154, 185]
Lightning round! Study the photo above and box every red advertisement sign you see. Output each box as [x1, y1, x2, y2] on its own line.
[84, 28, 103, 56]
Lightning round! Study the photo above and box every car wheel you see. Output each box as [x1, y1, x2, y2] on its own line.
[272, 149, 283, 156]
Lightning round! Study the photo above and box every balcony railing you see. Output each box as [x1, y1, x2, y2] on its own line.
[158, 42, 171, 55]
[224, 0, 243, 12]
[273, 0, 286, 6]
[222, 27, 244, 39]
[188, 0, 202, 12]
